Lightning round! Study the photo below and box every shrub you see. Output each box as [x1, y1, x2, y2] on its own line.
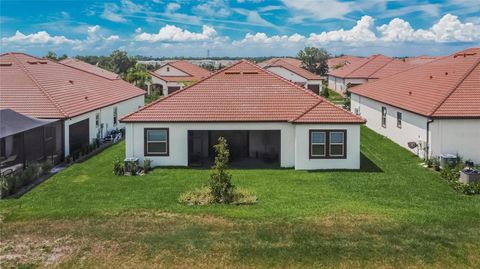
[179, 187, 213, 205]
[143, 158, 152, 173]
[113, 158, 124, 176]
[41, 161, 53, 175]
[209, 137, 234, 204]
[126, 161, 138, 176]
[431, 156, 440, 171]
[65, 155, 72, 164]
[320, 85, 329, 98]
[179, 187, 257, 205]
[0, 176, 11, 199]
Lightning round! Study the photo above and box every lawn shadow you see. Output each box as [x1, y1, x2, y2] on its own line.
[307, 153, 383, 173]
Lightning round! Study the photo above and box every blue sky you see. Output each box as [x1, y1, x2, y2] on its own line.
[1, 0, 479, 57]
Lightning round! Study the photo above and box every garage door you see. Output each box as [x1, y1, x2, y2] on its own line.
[69, 119, 89, 154]
[168, 86, 181, 94]
[307, 84, 320, 95]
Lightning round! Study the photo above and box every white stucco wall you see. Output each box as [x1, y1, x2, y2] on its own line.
[154, 65, 189, 76]
[64, 95, 144, 156]
[351, 94, 428, 158]
[294, 124, 361, 170]
[430, 119, 480, 163]
[124, 122, 362, 170]
[266, 66, 308, 84]
[328, 76, 367, 93]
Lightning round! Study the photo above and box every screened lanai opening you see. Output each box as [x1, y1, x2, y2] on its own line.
[188, 130, 280, 168]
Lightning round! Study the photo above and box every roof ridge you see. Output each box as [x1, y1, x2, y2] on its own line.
[368, 57, 396, 78]
[429, 55, 480, 116]
[10, 54, 68, 118]
[342, 54, 381, 77]
[121, 60, 245, 122]
[289, 100, 322, 122]
[164, 60, 194, 77]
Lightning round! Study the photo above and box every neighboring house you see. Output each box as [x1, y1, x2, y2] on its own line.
[328, 54, 415, 94]
[147, 60, 212, 96]
[328, 55, 364, 70]
[121, 60, 365, 170]
[349, 48, 480, 163]
[59, 58, 120, 79]
[1, 109, 63, 175]
[404, 56, 442, 65]
[0, 52, 145, 157]
[258, 58, 323, 94]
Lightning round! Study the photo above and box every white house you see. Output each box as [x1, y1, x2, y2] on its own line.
[328, 54, 414, 94]
[259, 58, 323, 94]
[147, 60, 211, 96]
[349, 48, 480, 163]
[121, 60, 365, 170]
[0, 52, 145, 157]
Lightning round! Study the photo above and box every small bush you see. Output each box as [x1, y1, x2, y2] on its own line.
[126, 161, 138, 176]
[113, 158, 124, 176]
[179, 187, 257, 205]
[209, 137, 234, 204]
[143, 158, 152, 173]
[0, 176, 11, 199]
[41, 161, 53, 175]
[320, 85, 329, 98]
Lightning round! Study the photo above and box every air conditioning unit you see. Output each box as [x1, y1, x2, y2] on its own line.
[440, 154, 457, 168]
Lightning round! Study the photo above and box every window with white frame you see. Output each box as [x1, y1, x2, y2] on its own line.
[95, 113, 100, 128]
[113, 107, 118, 125]
[309, 130, 347, 159]
[329, 132, 345, 157]
[144, 128, 169, 156]
[381, 106, 387, 128]
[397, 112, 402, 128]
[310, 131, 326, 157]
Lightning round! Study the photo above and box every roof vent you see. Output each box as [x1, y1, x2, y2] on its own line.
[445, 72, 448, 76]
[69, 80, 74, 84]
[408, 91, 412, 95]
[85, 96, 89, 101]
[27, 61, 38, 64]
[242, 71, 259, 74]
[454, 52, 477, 58]
[38, 61, 47, 64]
[429, 75, 433, 79]
[0, 62, 12, 66]
[224, 71, 241, 75]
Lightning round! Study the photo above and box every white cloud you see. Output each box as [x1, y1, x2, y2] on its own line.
[378, 13, 480, 42]
[193, 0, 231, 18]
[101, 3, 127, 23]
[281, 0, 352, 21]
[308, 16, 377, 43]
[1, 30, 76, 45]
[135, 25, 217, 42]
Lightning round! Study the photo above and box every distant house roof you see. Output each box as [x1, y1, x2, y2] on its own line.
[404, 56, 443, 65]
[0, 108, 57, 138]
[258, 57, 303, 68]
[259, 58, 322, 81]
[149, 60, 212, 82]
[349, 48, 480, 118]
[121, 60, 364, 124]
[328, 54, 414, 79]
[0, 52, 145, 119]
[328, 55, 364, 69]
[59, 58, 120, 80]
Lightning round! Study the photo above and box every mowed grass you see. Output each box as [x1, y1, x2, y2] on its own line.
[1, 127, 480, 268]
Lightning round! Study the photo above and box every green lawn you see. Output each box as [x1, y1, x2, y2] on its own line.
[1, 127, 479, 268]
[325, 87, 344, 104]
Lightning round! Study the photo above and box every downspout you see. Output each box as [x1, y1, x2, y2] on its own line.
[426, 118, 434, 160]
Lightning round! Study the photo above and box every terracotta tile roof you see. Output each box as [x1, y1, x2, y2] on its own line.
[404, 56, 442, 65]
[349, 48, 480, 118]
[149, 60, 211, 82]
[0, 52, 145, 119]
[258, 57, 303, 68]
[121, 60, 364, 124]
[329, 54, 414, 79]
[260, 58, 322, 81]
[59, 58, 120, 80]
[328, 55, 364, 68]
